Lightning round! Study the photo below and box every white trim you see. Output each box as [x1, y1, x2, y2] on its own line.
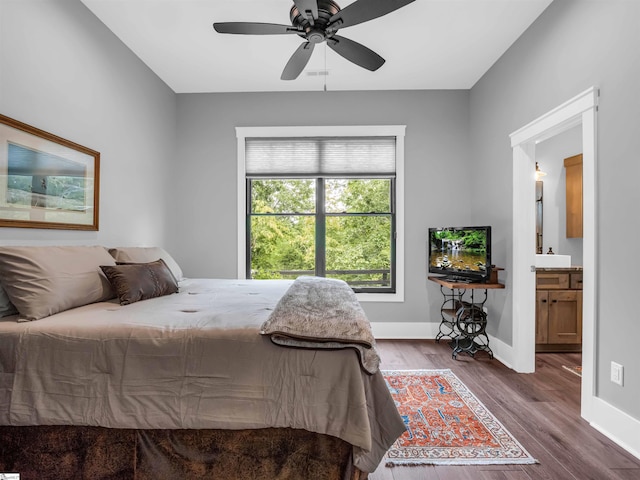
[483, 335, 515, 370]
[357, 291, 404, 303]
[590, 397, 640, 460]
[509, 88, 600, 416]
[237, 125, 406, 138]
[510, 88, 597, 147]
[580, 106, 598, 421]
[370, 323, 513, 367]
[235, 125, 406, 302]
[511, 142, 537, 373]
[236, 134, 247, 278]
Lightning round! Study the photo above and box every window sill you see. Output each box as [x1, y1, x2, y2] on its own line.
[356, 291, 404, 303]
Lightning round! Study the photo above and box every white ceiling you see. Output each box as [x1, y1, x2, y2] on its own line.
[80, 0, 554, 94]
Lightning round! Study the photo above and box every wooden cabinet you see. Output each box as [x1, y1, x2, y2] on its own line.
[535, 290, 549, 344]
[536, 270, 582, 352]
[536, 272, 569, 289]
[564, 154, 583, 238]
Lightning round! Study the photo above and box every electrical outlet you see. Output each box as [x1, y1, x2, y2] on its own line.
[611, 361, 624, 386]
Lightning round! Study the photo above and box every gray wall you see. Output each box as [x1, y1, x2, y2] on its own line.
[0, 0, 176, 248]
[170, 90, 473, 324]
[470, 0, 639, 417]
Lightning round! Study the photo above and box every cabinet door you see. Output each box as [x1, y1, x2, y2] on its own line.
[536, 290, 549, 344]
[548, 290, 582, 344]
[564, 154, 583, 238]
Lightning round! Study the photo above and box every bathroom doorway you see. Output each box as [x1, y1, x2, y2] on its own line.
[535, 126, 583, 266]
[509, 86, 597, 422]
[534, 126, 584, 390]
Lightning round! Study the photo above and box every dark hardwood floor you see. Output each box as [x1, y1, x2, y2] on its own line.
[370, 340, 640, 480]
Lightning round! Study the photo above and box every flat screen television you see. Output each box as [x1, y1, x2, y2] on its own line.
[428, 226, 492, 283]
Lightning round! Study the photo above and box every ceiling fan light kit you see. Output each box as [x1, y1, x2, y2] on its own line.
[213, 0, 415, 80]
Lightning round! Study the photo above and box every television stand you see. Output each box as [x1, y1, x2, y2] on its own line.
[428, 274, 505, 360]
[436, 275, 475, 284]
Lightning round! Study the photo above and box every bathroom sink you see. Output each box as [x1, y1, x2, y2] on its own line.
[535, 254, 571, 268]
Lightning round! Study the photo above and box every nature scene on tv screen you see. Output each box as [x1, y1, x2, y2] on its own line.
[430, 229, 488, 273]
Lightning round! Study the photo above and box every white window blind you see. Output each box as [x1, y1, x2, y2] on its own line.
[245, 136, 396, 177]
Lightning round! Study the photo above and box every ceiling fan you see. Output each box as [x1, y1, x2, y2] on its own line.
[213, 0, 416, 80]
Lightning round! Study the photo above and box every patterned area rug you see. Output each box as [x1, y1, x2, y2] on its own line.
[383, 369, 537, 466]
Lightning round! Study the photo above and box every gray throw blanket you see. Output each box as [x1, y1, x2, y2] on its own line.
[260, 276, 380, 374]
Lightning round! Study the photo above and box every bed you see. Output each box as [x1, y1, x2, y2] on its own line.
[0, 246, 404, 479]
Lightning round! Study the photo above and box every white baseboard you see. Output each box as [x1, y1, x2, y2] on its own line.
[371, 322, 513, 367]
[590, 397, 640, 460]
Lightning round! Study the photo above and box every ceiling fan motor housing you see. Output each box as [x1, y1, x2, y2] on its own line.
[290, 0, 341, 43]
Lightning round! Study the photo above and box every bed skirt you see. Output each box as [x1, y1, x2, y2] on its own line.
[0, 426, 367, 480]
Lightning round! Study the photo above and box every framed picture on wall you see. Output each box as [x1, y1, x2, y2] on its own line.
[0, 113, 100, 230]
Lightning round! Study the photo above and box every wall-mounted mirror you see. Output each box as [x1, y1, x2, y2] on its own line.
[535, 180, 543, 254]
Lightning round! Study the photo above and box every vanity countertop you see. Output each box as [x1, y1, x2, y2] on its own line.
[536, 266, 583, 272]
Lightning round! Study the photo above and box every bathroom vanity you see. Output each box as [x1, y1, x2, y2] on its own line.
[535, 267, 583, 352]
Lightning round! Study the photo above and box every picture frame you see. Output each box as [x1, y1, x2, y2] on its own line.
[0, 114, 100, 230]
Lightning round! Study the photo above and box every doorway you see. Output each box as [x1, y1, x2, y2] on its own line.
[535, 127, 583, 265]
[535, 127, 584, 387]
[509, 86, 597, 422]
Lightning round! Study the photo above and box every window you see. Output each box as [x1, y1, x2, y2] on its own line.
[237, 126, 405, 301]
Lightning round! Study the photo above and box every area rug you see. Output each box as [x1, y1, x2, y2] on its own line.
[562, 365, 582, 377]
[383, 369, 537, 466]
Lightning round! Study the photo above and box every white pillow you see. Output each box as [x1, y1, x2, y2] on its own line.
[108, 246, 184, 281]
[0, 245, 116, 321]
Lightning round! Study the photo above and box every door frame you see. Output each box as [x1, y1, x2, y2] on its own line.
[509, 86, 598, 421]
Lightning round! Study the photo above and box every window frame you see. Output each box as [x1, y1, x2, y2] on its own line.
[236, 125, 405, 303]
[247, 177, 396, 293]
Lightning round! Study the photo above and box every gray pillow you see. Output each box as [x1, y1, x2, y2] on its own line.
[108, 246, 184, 281]
[101, 259, 178, 305]
[0, 245, 117, 321]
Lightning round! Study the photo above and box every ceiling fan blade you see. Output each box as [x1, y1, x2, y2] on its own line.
[281, 42, 316, 80]
[328, 0, 415, 30]
[213, 22, 300, 35]
[280, 42, 316, 80]
[293, 0, 319, 21]
[327, 35, 385, 71]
